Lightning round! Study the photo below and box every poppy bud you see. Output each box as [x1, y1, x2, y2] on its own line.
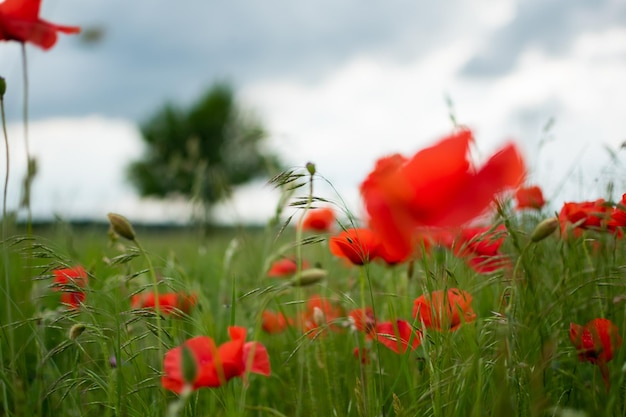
[306, 162, 316, 176]
[289, 268, 327, 287]
[107, 213, 136, 241]
[69, 323, 86, 340]
[0, 77, 6, 97]
[530, 217, 559, 242]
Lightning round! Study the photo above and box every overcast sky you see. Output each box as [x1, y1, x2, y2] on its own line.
[1, 0, 625, 224]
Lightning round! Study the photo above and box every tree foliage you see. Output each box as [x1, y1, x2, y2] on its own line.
[128, 83, 280, 221]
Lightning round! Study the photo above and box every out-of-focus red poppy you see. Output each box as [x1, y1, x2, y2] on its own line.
[360, 129, 525, 262]
[348, 307, 377, 334]
[559, 199, 611, 237]
[299, 295, 345, 338]
[52, 265, 88, 309]
[131, 291, 197, 316]
[413, 288, 476, 331]
[301, 207, 336, 232]
[514, 185, 545, 210]
[329, 228, 380, 265]
[267, 258, 310, 277]
[162, 326, 271, 393]
[353, 347, 371, 364]
[450, 225, 511, 274]
[373, 319, 422, 354]
[608, 193, 626, 233]
[0, 0, 80, 49]
[570, 318, 622, 390]
[261, 310, 293, 334]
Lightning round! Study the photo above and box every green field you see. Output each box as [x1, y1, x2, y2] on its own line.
[2, 203, 626, 417]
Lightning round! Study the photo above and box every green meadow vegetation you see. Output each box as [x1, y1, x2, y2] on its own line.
[2, 182, 626, 416]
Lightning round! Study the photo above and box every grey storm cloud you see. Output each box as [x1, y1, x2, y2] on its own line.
[462, 0, 626, 77]
[3, 0, 472, 123]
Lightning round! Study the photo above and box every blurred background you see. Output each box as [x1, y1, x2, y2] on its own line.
[1, 0, 625, 225]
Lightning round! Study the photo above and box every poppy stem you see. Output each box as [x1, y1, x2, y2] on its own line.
[0, 79, 14, 417]
[20, 44, 32, 235]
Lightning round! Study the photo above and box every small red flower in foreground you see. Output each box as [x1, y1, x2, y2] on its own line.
[162, 326, 271, 393]
[131, 291, 197, 316]
[301, 207, 336, 232]
[360, 129, 525, 261]
[0, 0, 80, 50]
[413, 288, 476, 331]
[329, 228, 380, 265]
[261, 310, 293, 334]
[514, 185, 545, 210]
[267, 258, 309, 277]
[570, 318, 622, 390]
[52, 266, 88, 309]
[559, 199, 611, 237]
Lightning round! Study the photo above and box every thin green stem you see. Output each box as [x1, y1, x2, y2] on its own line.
[21, 44, 32, 234]
[0, 91, 13, 417]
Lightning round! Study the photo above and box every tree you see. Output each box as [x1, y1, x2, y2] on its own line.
[127, 82, 280, 224]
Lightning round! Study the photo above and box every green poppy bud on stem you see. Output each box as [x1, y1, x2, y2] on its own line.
[107, 212, 136, 241]
[531, 217, 559, 243]
[69, 323, 86, 340]
[0, 77, 6, 97]
[306, 162, 316, 176]
[289, 268, 327, 287]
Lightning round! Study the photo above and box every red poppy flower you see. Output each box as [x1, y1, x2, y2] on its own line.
[559, 199, 611, 237]
[261, 310, 293, 334]
[353, 347, 371, 364]
[162, 326, 271, 393]
[515, 185, 545, 210]
[329, 228, 380, 265]
[450, 225, 511, 274]
[570, 318, 622, 389]
[267, 258, 309, 277]
[52, 265, 88, 309]
[348, 307, 377, 334]
[299, 295, 345, 338]
[373, 319, 422, 354]
[301, 207, 336, 232]
[608, 193, 626, 232]
[0, 0, 80, 50]
[413, 288, 476, 331]
[131, 291, 197, 316]
[360, 129, 525, 262]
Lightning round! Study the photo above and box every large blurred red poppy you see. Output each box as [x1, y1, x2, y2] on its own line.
[570, 318, 622, 389]
[413, 288, 476, 331]
[162, 326, 270, 393]
[0, 0, 80, 49]
[360, 129, 525, 261]
[52, 265, 88, 309]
